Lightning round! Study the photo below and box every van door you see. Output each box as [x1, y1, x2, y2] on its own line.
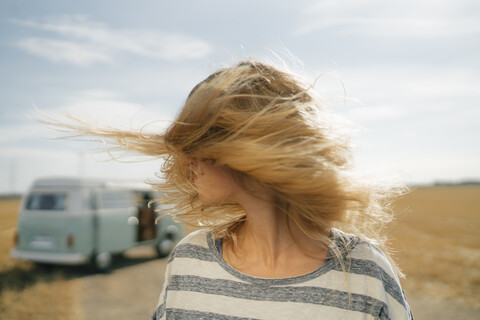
[94, 189, 136, 254]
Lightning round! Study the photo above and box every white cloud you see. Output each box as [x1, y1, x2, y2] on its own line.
[294, 0, 480, 37]
[308, 63, 480, 137]
[38, 89, 174, 132]
[13, 15, 213, 65]
[345, 105, 408, 122]
[313, 63, 479, 100]
[1, 146, 76, 159]
[0, 123, 51, 143]
[0, 89, 174, 145]
[338, 64, 480, 107]
[16, 38, 112, 65]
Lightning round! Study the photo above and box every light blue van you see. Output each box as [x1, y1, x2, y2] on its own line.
[10, 177, 184, 271]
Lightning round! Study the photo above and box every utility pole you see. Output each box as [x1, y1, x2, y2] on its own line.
[9, 158, 16, 194]
[78, 150, 85, 177]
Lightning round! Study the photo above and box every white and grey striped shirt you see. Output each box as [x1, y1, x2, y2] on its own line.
[152, 229, 413, 319]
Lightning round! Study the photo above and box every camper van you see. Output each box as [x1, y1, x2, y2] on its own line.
[10, 177, 184, 271]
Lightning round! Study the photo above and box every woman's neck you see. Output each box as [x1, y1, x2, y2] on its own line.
[238, 204, 295, 267]
[224, 187, 327, 278]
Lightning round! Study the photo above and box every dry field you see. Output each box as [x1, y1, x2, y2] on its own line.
[0, 197, 82, 320]
[0, 186, 479, 319]
[390, 185, 480, 308]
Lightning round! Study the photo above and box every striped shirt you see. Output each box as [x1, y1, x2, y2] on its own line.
[152, 229, 413, 320]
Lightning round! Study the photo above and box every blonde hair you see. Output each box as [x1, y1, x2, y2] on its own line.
[50, 60, 405, 273]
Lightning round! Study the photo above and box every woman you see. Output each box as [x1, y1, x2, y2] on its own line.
[59, 60, 413, 319]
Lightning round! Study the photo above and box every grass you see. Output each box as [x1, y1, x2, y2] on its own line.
[390, 185, 480, 308]
[0, 197, 82, 320]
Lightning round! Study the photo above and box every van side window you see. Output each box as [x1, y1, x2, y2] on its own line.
[99, 191, 132, 209]
[26, 193, 67, 211]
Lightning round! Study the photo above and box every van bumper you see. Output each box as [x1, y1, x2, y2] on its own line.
[10, 249, 90, 265]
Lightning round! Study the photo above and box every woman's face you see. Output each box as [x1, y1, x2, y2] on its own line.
[190, 159, 240, 205]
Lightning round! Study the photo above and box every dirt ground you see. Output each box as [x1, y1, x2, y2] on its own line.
[79, 246, 165, 320]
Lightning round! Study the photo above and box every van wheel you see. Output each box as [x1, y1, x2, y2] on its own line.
[155, 239, 174, 258]
[92, 252, 113, 272]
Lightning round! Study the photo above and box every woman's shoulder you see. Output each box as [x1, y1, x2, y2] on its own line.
[176, 228, 211, 247]
[331, 229, 411, 314]
[168, 229, 214, 262]
[353, 241, 401, 282]
[331, 228, 399, 280]
[331, 228, 359, 250]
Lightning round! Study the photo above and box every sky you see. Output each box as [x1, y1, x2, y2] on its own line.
[1, 0, 479, 194]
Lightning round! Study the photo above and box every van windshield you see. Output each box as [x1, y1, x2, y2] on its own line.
[26, 193, 67, 211]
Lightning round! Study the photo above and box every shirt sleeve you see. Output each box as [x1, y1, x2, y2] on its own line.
[366, 243, 414, 320]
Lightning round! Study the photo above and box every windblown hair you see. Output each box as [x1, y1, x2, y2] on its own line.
[51, 60, 404, 272]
